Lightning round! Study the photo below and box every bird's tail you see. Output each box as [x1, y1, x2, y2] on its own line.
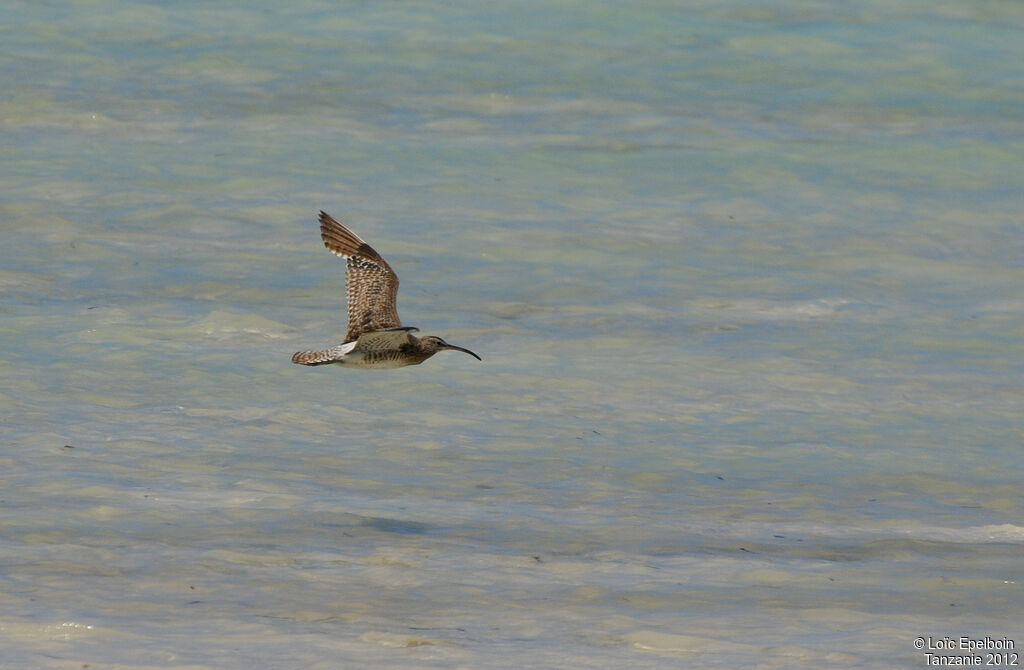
[291, 345, 348, 366]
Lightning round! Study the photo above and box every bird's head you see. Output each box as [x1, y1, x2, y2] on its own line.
[420, 336, 482, 361]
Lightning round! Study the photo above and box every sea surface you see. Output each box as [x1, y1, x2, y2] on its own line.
[2, 1, 1023, 668]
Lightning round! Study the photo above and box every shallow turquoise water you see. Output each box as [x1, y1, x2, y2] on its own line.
[2, 1, 1023, 668]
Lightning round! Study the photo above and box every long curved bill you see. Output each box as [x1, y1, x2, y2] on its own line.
[443, 344, 482, 361]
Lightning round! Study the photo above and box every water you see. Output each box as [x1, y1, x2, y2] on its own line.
[3, 1, 1023, 668]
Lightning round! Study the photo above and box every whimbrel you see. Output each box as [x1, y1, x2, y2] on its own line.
[291, 211, 481, 369]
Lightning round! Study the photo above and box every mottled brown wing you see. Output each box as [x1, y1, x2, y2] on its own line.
[355, 328, 418, 353]
[318, 211, 402, 341]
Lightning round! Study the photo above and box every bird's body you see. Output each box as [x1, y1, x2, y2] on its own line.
[291, 211, 480, 369]
[292, 327, 461, 369]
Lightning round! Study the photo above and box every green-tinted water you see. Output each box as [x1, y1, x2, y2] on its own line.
[2, 1, 1022, 667]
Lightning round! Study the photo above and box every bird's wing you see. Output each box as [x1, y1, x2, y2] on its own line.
[318, 211, 402, 341]
[355, 327, 420, 353]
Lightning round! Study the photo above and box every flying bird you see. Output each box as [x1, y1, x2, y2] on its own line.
[291, 211, 481, 369]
